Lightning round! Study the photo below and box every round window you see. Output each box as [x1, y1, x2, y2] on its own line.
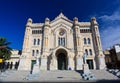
[59, 30, 65, 36]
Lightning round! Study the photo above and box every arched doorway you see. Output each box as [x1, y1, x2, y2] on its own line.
[56, 49, 67, 70]
[57, 53, 67, 70]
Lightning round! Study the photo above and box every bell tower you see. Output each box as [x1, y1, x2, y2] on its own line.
[91, 17, 106, 69]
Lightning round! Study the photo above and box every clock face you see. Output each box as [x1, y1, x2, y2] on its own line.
[59, 30, 65, 36]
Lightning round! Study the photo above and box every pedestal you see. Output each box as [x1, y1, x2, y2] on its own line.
[82, 64, 96, 80]
[76, 58, 83, 70]
[40, 58, 47, 70]
[18, 58, 31, 70]
[98, 56, 106, 69]
[32, 64, 40, 74]
[83, 64, 89, 73]
[50, 65, 57, 70]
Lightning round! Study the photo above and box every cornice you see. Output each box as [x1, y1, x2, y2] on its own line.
[31, 23, 44, 28]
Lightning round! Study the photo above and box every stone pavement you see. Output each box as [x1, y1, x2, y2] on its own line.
[0, 70, 120, 83]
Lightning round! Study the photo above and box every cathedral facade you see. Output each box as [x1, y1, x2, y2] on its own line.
[18, 13, 106, 71]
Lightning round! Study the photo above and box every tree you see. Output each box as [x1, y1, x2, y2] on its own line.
[0, 37, 12, 60]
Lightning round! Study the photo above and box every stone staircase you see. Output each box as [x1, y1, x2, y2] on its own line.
[1, 70, 120, 82]
[35, 70, 83, 81]
[0, 70, 83, 82]
[0, 70, 17, 81]
[1, 70, 30, 82]
[90, 70, 119, 80]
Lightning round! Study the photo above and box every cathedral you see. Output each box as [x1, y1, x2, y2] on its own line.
[18, 13, 106, 71]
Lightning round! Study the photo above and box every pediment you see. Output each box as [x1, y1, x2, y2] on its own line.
[50, 13, 73, 28]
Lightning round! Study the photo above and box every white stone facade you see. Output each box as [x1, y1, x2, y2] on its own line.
[18, 13, 106, 71]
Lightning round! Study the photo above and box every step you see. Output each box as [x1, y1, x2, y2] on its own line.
[90, 70, 119, 80]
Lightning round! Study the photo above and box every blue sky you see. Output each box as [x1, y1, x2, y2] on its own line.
[0, 0, 120, 50]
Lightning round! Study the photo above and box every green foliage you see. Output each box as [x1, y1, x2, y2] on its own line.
[0, 37, 12, 60]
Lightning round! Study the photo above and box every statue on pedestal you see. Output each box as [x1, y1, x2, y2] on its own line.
[83, 52, 89, 71]
[82, 53, 96, 80]
[32, 54, 40, 74]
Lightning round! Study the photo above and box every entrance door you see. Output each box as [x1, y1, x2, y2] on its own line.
[87, 60, 94, 69]
[57, 53, 67, 70]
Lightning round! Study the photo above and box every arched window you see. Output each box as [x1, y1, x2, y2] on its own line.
[36, 50, 39, 56]
[61, 38, 65, 46]
[32, 50, 35, 56]
[89, 49, 92, 55]
[85, 49, 88, 55]
[37, 39, 40, 45]
[58, 37, 60, 45]
[33, 39, 36, 45]
[88, 38, 91, 44]
[84, 38, 87, 44]
[58, 37, 65, 46]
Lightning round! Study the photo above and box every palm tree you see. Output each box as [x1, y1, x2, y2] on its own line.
[0, 37, 12, 60]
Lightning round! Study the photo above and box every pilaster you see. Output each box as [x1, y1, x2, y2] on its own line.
[68, 53, 74, 70]
[76, 56, 83, 70]
[43, 18, 50, 53]
[40, 55, 47, 70]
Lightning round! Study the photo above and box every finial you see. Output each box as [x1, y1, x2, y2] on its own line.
[73, 17, 79, 25]
[27, 18, 32, 23]
[73, 17, 78, 22]
[91, 17, 98, 25]
[45, 17, 50, 26]
[26, 18, 32, 27]
[59, 12, 64, 17]
[91, 17, 96, 21]
[45, 17, 50, 22]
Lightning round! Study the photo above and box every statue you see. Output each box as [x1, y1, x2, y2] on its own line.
[82, 53, 96, 80]
[36, 55, 39, 65]
[83, 53, 87, 64]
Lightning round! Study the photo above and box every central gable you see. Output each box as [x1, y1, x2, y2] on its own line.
[50, 13, 73, 30]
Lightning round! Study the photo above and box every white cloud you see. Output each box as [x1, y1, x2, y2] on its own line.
[99, 9, 120, 21]
[101, 26, 120, 50]
[99, 8, 120, 50]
